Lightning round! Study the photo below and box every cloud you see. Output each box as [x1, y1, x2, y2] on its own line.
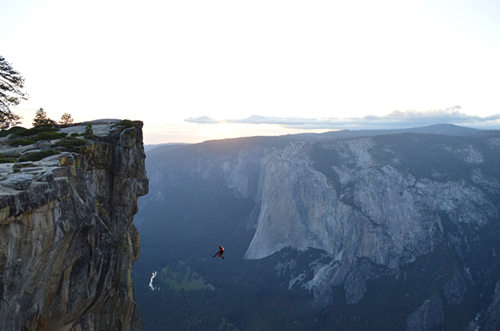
[184, 116, 219, 124]
[185, 106, 500, 130]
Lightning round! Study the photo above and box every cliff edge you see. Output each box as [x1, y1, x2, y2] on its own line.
[0, 120, 148, 330]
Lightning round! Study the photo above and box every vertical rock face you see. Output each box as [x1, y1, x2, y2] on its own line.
[235, 136, 499, 305]
[0, 120, 148, 330]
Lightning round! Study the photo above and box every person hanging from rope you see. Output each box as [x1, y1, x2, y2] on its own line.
[212, 245, 224, 259]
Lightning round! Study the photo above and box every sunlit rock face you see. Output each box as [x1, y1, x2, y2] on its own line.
[0, 120, 148, 330]
[244, 137, 497, 304]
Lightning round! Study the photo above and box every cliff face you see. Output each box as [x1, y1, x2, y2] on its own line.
[0, 120, 148, 330]
[243, 137, 498, 304]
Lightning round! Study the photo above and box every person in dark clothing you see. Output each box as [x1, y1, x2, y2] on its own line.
[213, 246, 224, 259]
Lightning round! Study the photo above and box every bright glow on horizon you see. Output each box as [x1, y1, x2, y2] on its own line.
[1, 0, 500, 144]
[144, 121, 331, 144]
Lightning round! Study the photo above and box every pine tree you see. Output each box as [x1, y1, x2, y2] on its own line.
[33, 108, 55, 127]
[0, 56, 26, 129]
[60, 113, 74, 125]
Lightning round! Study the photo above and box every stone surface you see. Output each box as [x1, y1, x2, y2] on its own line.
[0, 120, 148, 330]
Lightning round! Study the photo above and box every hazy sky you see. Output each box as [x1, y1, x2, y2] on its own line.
[1, 0, 499, 144]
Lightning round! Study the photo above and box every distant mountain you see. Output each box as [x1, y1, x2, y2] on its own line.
[134, 124, 500, 330]
[144, 142, 188, 152]
[288, 123, 481, 142]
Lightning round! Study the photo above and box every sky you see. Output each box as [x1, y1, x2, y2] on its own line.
[1, 0, 500, 144]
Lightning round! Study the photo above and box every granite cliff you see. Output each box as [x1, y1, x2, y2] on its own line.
[0, 120, 148, 330]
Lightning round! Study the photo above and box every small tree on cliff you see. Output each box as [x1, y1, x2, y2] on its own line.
[0, 55, 26, 129]
[33, 108, 56, 127]
[59, 112, 74, 125]
[83, 123, 98, 139]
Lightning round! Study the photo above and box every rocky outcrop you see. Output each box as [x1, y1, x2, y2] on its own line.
[0, 120, 148, 330]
